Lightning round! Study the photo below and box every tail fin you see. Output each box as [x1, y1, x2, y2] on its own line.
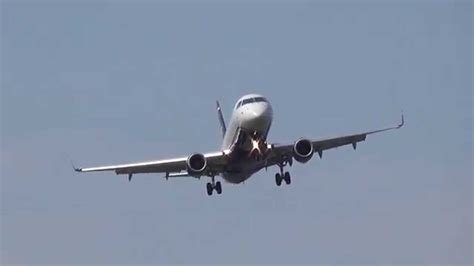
[216, 101, 226, 138]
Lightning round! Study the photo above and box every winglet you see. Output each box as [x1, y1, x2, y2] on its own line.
[70, 160, 82, 172]
[397, 112, 405, 129]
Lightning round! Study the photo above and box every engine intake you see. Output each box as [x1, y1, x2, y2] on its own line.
[293, 138, 314, 163]
[186, 153, 207, 176]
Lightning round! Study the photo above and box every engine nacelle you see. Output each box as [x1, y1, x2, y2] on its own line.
[293, 138, 314, 163]
[186, 153, 207, 176]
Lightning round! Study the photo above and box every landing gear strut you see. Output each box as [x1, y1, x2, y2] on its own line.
[275, 161, 291, 186]
[206, 176, 222, 196]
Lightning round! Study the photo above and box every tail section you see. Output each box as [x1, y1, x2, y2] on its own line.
[216, 101, 226, 138]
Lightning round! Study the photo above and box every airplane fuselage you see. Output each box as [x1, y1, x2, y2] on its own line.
[221, 94, 273, 183]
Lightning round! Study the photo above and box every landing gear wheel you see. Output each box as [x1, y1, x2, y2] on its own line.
[284, 172, 291, 185]
[206, 182, 213, 196]
[275, 173, 282, 186]
[215, 181, 222, 194]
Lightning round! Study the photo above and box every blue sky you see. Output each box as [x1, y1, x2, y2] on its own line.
[1, 1, 472, 265]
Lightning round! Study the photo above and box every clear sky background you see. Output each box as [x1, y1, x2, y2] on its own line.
[1, 1, 472, 265]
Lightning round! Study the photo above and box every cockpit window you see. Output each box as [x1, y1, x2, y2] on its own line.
[235, 101, 242, 110]
[254, 97, 267, 103]
[237, 97, 267, 109]
[242, 98, 254, 105]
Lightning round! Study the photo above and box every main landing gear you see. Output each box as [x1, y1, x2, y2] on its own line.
[206, 176, 222, 196]
[275, 172, 291, 186]
[275, 161, 291, 186]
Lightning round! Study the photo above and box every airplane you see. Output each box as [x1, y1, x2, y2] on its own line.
[73, 94, 404, 196]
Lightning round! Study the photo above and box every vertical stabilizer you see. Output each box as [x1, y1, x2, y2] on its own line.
[216, 101, 226, 138]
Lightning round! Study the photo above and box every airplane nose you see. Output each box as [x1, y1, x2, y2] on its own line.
[241, 103, 273, 132]
[250, 103, 269, 118]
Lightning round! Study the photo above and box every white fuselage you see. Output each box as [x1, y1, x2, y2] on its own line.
[221, 94, 273, 183]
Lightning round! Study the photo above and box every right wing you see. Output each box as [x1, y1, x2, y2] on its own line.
[73, 150, 230, 177]
[266, 114, 404, 166]
[310, 114, 404, 155]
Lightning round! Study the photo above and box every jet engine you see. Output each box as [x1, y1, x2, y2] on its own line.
[186, 153, 207, 176]
[293, 138, 314, 163]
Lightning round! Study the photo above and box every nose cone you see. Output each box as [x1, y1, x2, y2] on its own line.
[241, 102, 273, 134]
[250, 102, 271, 118]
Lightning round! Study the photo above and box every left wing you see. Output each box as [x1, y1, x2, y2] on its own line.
[73, 150, 229, 177]
[266, 114, 404, 166]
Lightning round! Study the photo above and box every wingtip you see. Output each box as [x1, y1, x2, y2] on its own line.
[70, 160, 82, 172]
[398, 111, 405, 128]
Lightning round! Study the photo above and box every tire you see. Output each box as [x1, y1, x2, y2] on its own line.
[275, 173, 282, 186]
[215, 181, 222, 194]
[284, 172, 291, 185]
[206, 182, 213, 196]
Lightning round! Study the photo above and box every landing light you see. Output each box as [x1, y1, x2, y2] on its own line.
[251, 138, 261, 154]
